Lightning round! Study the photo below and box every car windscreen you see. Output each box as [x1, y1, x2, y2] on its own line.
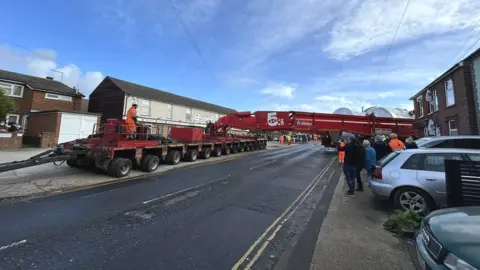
[377, 151, 401, 167]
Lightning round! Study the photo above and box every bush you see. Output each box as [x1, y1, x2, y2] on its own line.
[383, 209, 423, 238]
[0, 90, 15, 119]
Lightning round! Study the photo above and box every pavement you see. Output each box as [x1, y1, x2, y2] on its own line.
[0, 142, 300, 199]
[0, 144, 339, 270]
[309, 173, 416, 270]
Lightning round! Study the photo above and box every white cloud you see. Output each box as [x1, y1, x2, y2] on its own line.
[260, 82, 296, 99]
[324, 0, 480, 60]
[0, 45, 104, 97]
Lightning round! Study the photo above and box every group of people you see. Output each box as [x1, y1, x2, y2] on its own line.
[336, 133, 418, 196]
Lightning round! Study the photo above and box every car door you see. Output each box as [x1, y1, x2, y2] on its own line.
[416, 153, 464, 197]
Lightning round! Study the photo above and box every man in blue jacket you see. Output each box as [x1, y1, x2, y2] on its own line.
[363, 140, 377, 183]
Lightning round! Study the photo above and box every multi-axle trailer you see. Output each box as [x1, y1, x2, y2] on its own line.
[0, 110, 414, 178]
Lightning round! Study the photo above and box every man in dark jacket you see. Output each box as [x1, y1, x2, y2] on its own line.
[372, 135, 389, 161]
[355, 140, 366, 191]
[343, 136, 361, 195]
[405, 137, 418, 149]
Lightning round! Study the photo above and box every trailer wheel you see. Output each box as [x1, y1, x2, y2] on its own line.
[66, 159, 78, 168]
[245, 144, 250, 151]
[186, 149, 198, 162]
[223, 146, 231, 155]
[251, 144, 257, 151]
[166, 150, 181, 165]
[108, 158, 132, 178]
[201, 148, 211, 159]
[213, 147, 222, 157]
[239, 145, 244, 152]
[232, 145, 238, 154]
[141, 155, 160, 172]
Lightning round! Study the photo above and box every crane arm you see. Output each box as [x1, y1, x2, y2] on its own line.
[213, 111, 415, 137]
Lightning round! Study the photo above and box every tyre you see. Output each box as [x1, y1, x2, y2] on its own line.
[239, 145, 244, 152]
[213, 147, 222, 157]
[232, 145, 238, 154]
[166, 150, 181, 165]
[245, 144, 250, 151]
[251, 144, 257, 151]
[107, 158, 132, 178]
[66, 159, 78, 168]
[223, 146, 231, 155]
[141, 155, 160, 172]
[201, 148, 211, 159]
[392, 187, 434, 214]
[186, 149, 198, 162]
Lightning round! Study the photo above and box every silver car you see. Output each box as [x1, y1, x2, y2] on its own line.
[369, 148, 480, 213]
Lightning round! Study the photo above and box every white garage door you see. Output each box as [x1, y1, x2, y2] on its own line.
[58, 113, 98, 143]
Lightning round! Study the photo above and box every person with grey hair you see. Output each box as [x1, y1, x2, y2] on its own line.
[405, 136, 418, 149]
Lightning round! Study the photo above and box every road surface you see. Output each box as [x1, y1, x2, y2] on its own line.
[0, 144, 340, 270]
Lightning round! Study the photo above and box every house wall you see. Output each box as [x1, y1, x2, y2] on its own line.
[124, 95, 224, 129]
[88, 78, 126, 120]
[412, 65, 476, 136]
[0, 133, 23, 149]
[24, 112, 61, 148]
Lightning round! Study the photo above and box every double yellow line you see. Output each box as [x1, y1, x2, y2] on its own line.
[232, 156, 336, 269]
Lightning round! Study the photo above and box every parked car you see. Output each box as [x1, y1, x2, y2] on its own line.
[415, 206, 480, 270]
[369, 148, 480, 213]
[415, 135, 480, 149]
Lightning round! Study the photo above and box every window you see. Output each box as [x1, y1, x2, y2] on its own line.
[431, 139, 455, 148]
[445, 79, 455, 106]
[453, 139, 480, 149]
[416, 96, 424, 117]
[186, 108, 192, 121]
[156, 125, 163, 135]
[401, 154, 422, 170]
[448, 120, 458, 135]
[45, 93, 72, 102]
[167, 126, 171, 136]
[467, 154, 480, 161]
[167, 104, 173, 119]
[195, 113, 200, 123]
[0, 82, 23, 98]
[6, 114, 20, 124]
[421, 154, 463, 172]
[428, 89, 438, 113]
[378, 152, 401, 167]
[139, 99, 151, 116]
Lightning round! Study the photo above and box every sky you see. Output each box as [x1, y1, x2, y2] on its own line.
[1, 0, 480, 113]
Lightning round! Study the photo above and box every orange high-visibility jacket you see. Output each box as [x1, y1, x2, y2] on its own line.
[125, 106, 137, 132]
[389, 139, 405, 151]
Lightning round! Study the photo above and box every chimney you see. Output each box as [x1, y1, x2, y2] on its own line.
[46, 76, 54, 80]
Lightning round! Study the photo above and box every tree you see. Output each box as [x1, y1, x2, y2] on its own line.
[0, 90, 15, 121]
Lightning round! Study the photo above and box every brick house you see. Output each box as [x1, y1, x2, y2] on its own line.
[409, 48, 480, 137]
[0, 69, 84, 128]
[0, 69, 100, 147]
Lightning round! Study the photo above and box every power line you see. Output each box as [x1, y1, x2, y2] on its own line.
[165, 0, 219, 85]
[444, 24, 480, 68]
[374, 0, 411, 84]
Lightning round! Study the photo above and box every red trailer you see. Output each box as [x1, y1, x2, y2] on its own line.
[0, 110, 414, 178]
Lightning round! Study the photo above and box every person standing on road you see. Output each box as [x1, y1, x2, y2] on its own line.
[343, 136, 361, 196]
[337, 139, 346, 164]
[126, 101, 138, 139]
[355, 139, 366, 191]
[373, 135, 389, 161]
[405, 137, 418, 149]
[363, 140, 377, 183]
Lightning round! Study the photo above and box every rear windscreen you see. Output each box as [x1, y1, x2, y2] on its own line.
[378, 151, 400, 167]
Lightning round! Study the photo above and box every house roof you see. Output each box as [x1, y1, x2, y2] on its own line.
[107, 76, 236, 114]
[409, 47, 480, 100]
[0, 69, 84, 97]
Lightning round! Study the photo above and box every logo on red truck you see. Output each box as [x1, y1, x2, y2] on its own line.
[296, 120, 312, 126]
[267, 112, 285, 127]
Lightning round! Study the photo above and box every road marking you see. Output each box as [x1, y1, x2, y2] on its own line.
[0, 240, 27, 251]
[232, 157, 335, 270]
[142, 174, 232, 204]
[249, 159, 276, 170]
[80, 188, 120, 199]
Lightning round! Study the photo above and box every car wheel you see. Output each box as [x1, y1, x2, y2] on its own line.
[393, 187, 434, 213]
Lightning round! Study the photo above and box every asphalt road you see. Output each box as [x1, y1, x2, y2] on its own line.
[0, 144, 339, 270]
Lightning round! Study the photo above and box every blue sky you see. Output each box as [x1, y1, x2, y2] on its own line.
[1, 0, 480, 113]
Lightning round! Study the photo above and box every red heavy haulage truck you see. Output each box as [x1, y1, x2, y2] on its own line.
[0, 111, 414, 178]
